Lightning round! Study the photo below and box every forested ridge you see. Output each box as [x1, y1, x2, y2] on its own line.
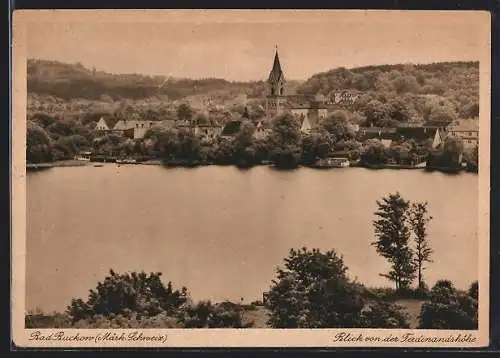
[28, 59, 479, 123]
[28, 59, 294, 101]
[297, 61, 479, 121]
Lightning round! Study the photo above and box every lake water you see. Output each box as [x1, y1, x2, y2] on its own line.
[26, 165, 478, 313]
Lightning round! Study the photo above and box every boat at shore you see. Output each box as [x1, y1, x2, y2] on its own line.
[312, 157, 350, 169]
[73, 151, 92, 162]
[116, 158, 137, 165]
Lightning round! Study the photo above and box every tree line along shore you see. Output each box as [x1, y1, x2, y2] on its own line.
[27, 111, 478, 173]
[26, 60, 479, 172]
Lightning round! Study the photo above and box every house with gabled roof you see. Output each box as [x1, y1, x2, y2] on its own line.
[95, 116, 118, 133]
[113, 119, 160, 139]
[357, 127, 398, 148]
[395, 126, 444, 149]
[447, 118, 479, 150]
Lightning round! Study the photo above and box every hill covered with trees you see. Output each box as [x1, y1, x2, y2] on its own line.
[27, 59, 269, 101]
[28, 59, 479, 126]
[297, 61, 479, 123]
[27, 59, 304, 101]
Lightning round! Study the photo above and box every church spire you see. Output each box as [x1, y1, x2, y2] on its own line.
[268, 46, 285, 84]
[265, 47, 287, 117]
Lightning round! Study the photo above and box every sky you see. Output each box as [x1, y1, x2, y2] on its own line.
[23, 10, 489, 81]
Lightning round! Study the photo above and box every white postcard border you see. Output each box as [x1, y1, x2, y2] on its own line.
[11, 10, 491, 348]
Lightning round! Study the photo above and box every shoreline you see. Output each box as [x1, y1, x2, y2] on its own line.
[27, 159, 478, 174]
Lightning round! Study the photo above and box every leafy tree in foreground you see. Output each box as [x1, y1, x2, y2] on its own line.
[64, 269, 253, 328]
[419, 280, 478, 329]
[468, 281, 478, 300]
[265, 248, 409, 328]
[408, 202, 433, 290]
[66, 270, 188, 323]
[371, 193, 416, 291]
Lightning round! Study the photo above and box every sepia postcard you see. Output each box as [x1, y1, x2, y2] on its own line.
[11, 9, 491, 348]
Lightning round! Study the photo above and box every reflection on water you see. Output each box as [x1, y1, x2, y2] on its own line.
[26, 165, 478, 312]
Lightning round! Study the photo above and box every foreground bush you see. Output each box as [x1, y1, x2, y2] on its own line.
[60, 269, 254, 328]
[179, 301, 253, 328]
[73, 311, 181, 328]
[418, 280, 478, 329]
[265, 248, 410, 328]
[66, 270, 188, 323]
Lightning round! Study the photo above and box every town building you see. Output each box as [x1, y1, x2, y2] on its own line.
[113, 120, 159, 139]
[95, 116, 119, 135]
[396, 127, 444, 149]
[447, 118, 479, 150]
[292, 100, 331, 134]
[357, 128, 398, 148]
[357, 126, 444, 149]
[424, 118, 455, 133]
[195, 123, 224, 142]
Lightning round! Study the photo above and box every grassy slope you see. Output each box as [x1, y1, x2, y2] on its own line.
[26, 299, 424, 328]
[395, 299, 424, 329]
[242, 300, 425, 328]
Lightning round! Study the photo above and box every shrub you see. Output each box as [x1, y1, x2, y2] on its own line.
[265, 248, 409, 328]
[418, 280, 478, 329]
[361, 300, 410, 328]
[66, 270, 188, 323]
[468, 281, 478, 300]
[178, 300, 253, 328]
[63, 269, 252, 328]
[73, 311, 181, 328]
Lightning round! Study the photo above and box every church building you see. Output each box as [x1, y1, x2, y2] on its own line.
[265, 48, 287, 118]
[264, 48, 332, 133]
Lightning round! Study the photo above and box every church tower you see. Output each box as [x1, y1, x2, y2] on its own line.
[265, 47, 287, 118]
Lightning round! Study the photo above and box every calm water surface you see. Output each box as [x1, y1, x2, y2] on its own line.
[26, 165, 478, 312]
